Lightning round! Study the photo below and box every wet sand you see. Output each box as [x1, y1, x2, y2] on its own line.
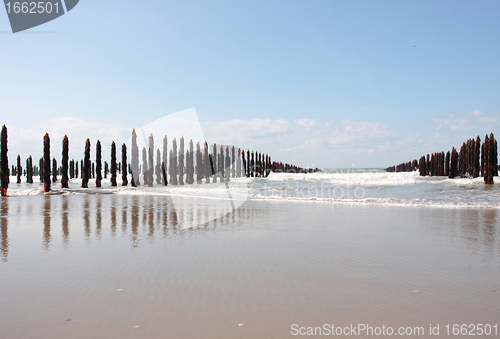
[1, 195, 499, 338]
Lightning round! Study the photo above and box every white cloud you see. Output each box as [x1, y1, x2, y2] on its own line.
[431, 109, 499, 131]
[202, 118, 397, 167]
[6, 117, 132, 164]
[5, 109, 496, 169]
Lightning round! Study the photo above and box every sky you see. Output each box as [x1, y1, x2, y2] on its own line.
[1, 0, 499, 168]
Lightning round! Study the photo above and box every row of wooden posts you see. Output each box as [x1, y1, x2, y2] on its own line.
[385, 133, 499, 184]
[0, 125, 318, 196]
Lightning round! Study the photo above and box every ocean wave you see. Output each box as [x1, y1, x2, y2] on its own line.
[248, 194, 500, 209]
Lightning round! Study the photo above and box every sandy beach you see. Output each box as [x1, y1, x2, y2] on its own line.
[1, 194, 499, 338]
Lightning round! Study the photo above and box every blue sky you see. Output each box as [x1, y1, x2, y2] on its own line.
[1, 0, 499, 167]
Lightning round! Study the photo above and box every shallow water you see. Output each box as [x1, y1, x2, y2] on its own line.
[7, 170, 500, 209]
[1, 194, 499, 338]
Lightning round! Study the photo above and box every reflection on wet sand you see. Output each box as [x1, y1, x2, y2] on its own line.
[62, 195, 69, 247]
[43, 196, 51, 251]
[83, 196, 90, 239]
[1, 198, 8, 262]
[0, 195, 499, 261]
[96, 195, 102, 239]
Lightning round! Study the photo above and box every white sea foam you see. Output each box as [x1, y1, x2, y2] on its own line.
[4, 172, 500, 209]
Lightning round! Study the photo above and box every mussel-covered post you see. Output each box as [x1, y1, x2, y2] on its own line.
[162, 136, 168, 186]
[178, 137, 184, 185]
[16, 155, 22, 184]
[0, 125, 8, 196]
[26, 156, 33, 184]
[148, 134, 154, 187]
[122, 143, 128, 186]
[212, 143, 217, 183]
[225, 146, 230, 182]
[171, 138, 178, 185]
[111, 141, 117, 187]
[237, 148, 242, 178]
[52, 158, 57, 183]
[156, 149, 161, 185]
[43, 134, 51, 192]
[82, 139, 91, 188]
[131, 130, 139, 186]
[96, 140, 102, 187]
[196, 142, 202, 184]
[204, 142, 210, 183]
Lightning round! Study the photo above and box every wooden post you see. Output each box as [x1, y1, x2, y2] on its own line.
[52, 158, 57, 183]
[162, 135, 168, 186]
[203, 142, 210, 183]
[178, 137, 184, 185]
[474, 136, 481, 178]
[188, 139, 194, 184]
[246, 150, 250, 177]
[251, 151, 254, 177]
[219, 145, 224, 182]
[111, 141, 117, 187]
[122, 143, 128, 186]
[16, 155, 21, 184]
[82, 151, 89, 187]
[491, 133, 498, 178]
[0, 126, 8, 196]
[131, 129, 139, 186]
[172, 138, 178, 185]
[445, 151, 450, 177]
[142, 147, 148, 186]
[156, 148, 161, 185]
[231, 146, 235, 178]
[148, 135, 154, 187]
[196, 142, 202, 184]
[212, 143, 217, 183]
[237, 148, 241, 178]
[449, 147, 458, 179]
[169, 149, 175, 185]
[96, 140, 102, 187]
[225, 146, 230, 182]
[26, 156, 33, 183]
[69, 159, 74, 180]
[43, 134, 51, 192]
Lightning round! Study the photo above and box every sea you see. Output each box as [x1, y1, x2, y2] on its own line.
[6, 169, 500, 209]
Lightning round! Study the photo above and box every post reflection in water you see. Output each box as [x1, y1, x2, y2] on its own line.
[148, 199, 155, 241]
[62, 195, 69, 247]
[83, 195, 90, 239]
[96, 195, 102, 239]
[0, 195, 498, 258]
[121, 196, 127, 236]
[42, 196, 51, 251]
[1, 198, 8, 262]
[110, 195, 117, 237]
[131, 199, 139, 248]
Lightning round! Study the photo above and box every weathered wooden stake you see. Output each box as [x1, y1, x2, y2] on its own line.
[122, 143, 128, 186]
[148, 135, 154, 187]
[16, 155, 21, 184]
[212, 143, 217, 183]
[156, 148, 161, 185]
[82, 139, 90, 188]
[131, 129, 139, 186]
[0, 126, 8, 196]
[111, 141, 117, 187]
[203, 142, 210, 183]
[43, 134, 51, 192]
[52, 158, 57, 183]
[96, 140, 102, 187]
